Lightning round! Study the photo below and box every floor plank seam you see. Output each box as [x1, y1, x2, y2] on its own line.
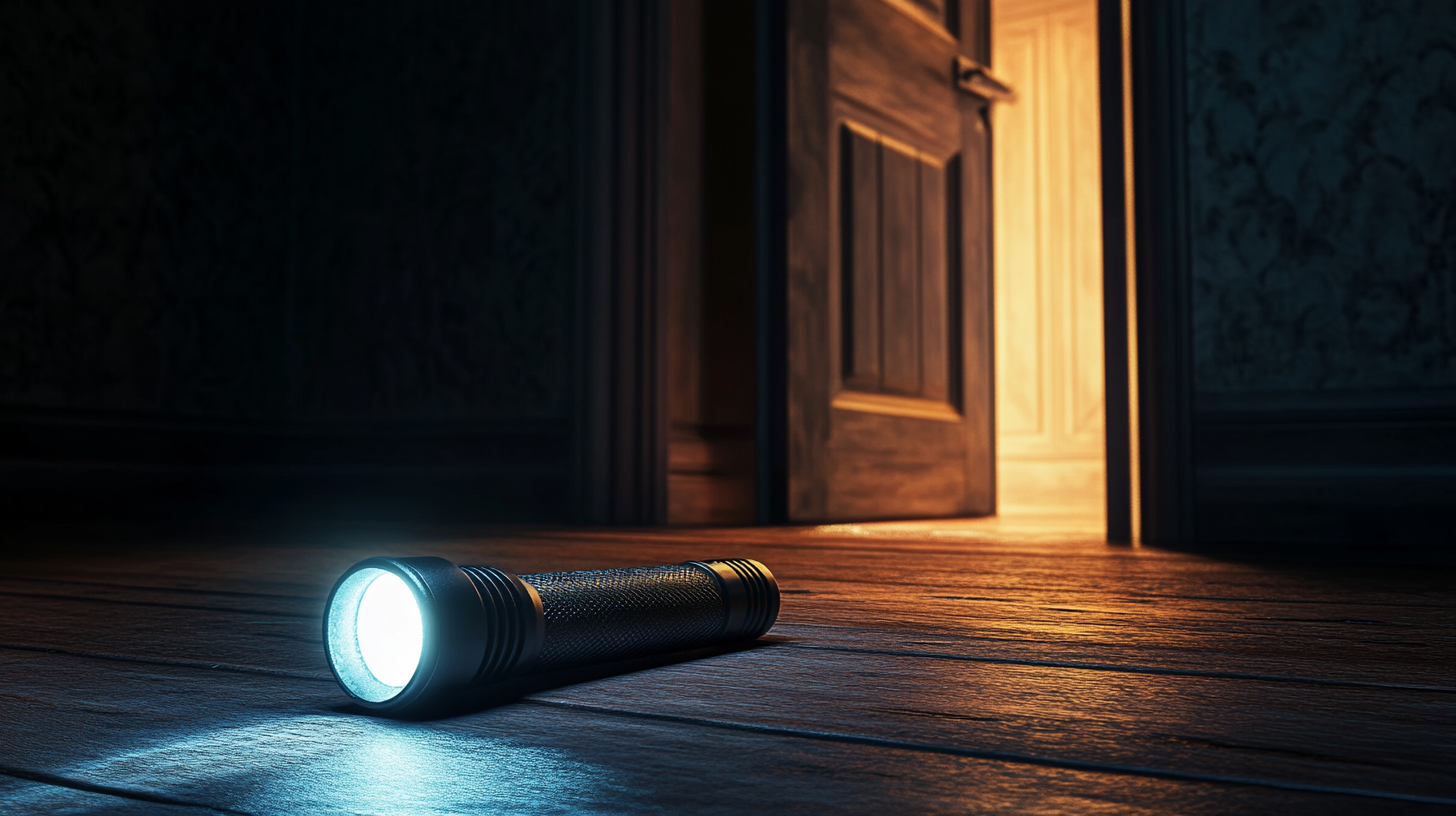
[0, 590, 315, 618]
[2, 532, 1450, 812]
[783, 644, 1456, 693]
[1141, 594, 1456, 608]
[0, 575, 323, 602]
[788, 585, 1456, 607]
[0, 642, 333, 682]
[0, 764, 251, 815]
[517, 698, 1456, 806]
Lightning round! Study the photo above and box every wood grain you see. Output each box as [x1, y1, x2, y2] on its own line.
[663, 0, 760, 525]
[784, 0, 834, 521]
[4, 653, 1414, 815]
[0, 521, 1451, 812]
[957, 104, 997, 516]
[920, 157, 950, 403]
[786, 0, 997, 521]
[881, 142, 922, 395]
[843, 124, 883, 390]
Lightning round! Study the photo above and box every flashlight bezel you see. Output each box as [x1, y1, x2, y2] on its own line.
[325, 565, 423, 701]
[323, 556, 490, 713]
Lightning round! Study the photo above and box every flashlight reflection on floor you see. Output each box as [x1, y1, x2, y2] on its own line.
[3, 715, 633, 815]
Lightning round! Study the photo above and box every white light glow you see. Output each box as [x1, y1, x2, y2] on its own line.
[355, 571, 423, 688]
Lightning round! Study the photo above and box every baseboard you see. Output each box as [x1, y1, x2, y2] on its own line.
[666, 423, 755, 524]
[1192, 391, 1456, 548]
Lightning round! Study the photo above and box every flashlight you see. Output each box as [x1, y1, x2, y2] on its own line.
[323, 557, 779, 713]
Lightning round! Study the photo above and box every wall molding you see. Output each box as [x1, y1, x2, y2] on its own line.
[1193, 392, 1456, 547]
[1197, 388, 1456, 422]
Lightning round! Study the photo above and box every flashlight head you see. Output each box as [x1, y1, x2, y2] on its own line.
[323, 556, 490, 713]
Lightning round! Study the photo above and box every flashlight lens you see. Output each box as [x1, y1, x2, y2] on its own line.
[356, 571, 423, 688]
[325, 565, 427, 703]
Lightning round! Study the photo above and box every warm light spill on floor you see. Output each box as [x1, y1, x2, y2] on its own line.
[813, 512, 1105, 543]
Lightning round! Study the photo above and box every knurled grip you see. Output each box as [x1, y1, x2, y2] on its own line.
[460, 559, 777, 680]
[523, 564, 724, 671]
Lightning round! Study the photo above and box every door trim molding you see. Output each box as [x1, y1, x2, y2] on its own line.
[577, 0, 670, 524]
[1126, 0, 1196, 544]
[755, 0, 790, 523]
[1098, 0, 1134, 542]
[1099, 0, 1198, 545]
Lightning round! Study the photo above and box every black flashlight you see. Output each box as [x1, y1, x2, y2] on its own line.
[323, 557, 779, 713]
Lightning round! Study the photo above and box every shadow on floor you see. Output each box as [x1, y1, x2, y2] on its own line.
[332, 637, 793, 722]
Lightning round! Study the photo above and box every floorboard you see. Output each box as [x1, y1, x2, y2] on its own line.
[0, 519, 1452, 814]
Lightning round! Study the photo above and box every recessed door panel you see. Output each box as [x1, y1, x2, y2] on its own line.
[784, 0, 996, 521]
[919, 157, 950, 404]
[841, 126, 881, 390]
[839, 124, 956, 404]
[880, 141, 921, 396]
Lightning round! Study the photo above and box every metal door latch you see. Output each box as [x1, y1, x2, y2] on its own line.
[955, 55, 1015, 102]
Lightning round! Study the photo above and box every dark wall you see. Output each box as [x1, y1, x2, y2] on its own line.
[0, 1, 291, 419]
[1188, 0, 1456, 393]
[1179, 0, 1456, 548]
[292, 1, 575, 421]
[0, 1, 580, 527]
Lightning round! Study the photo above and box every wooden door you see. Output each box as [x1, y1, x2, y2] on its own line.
[782, 0, 995, 520]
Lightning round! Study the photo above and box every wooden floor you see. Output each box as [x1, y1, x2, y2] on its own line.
[1, 517, 1452, 814]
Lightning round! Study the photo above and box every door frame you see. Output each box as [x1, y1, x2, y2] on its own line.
[575, 0, 670, 524]
[753, 0, 1194, 538]
[754, 0, 790, 524]
[1098, 0, 1195, 544]
[581, 0, 1198, 538]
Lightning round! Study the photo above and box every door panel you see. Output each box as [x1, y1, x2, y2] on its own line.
[785, 0, 994, 521]
[840, 124, 953, 402]
[841, 126, 882, 391]
[919, 158, 950, 403]
[881, 141, 922, 396]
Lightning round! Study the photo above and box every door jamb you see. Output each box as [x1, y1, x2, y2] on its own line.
[1100, 0, 1196, 544]
[754, 0, 789, 524]
[576, 0, 671, 524]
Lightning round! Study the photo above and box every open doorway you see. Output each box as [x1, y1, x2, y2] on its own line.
[990, 0, 1106, 523]
[657, 0, 1114, 528]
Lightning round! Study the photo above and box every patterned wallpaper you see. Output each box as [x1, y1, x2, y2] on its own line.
[0, 1, 291, 418]
[292, 0, 577, 420]
[0, 0, 577, 422]
[1186, 0, 1456, 394]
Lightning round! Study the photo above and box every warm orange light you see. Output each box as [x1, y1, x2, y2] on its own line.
[991, 0, 1106, 521]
